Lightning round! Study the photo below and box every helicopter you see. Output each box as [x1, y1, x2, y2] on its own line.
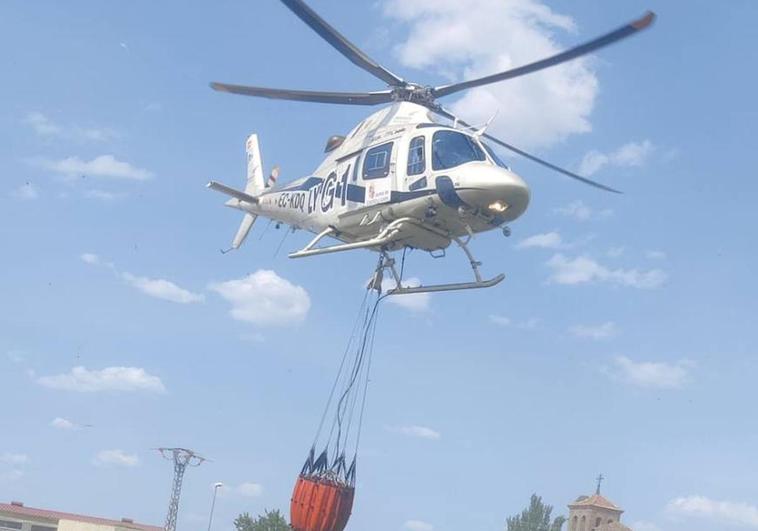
[208, 0, 655, 295]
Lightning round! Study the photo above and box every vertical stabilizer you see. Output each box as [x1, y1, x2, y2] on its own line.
[245, 134, 265, 195]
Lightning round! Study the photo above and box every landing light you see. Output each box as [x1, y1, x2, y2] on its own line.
[488, 200, 509, 213]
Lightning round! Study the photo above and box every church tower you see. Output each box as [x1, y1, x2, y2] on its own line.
[567, 476, 631, 531]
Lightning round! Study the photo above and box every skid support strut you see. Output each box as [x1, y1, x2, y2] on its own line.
[376, 237, 505, 296]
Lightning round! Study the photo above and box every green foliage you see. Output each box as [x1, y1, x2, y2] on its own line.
[234, 509, 289, 531]
[506, 494, 567, 531]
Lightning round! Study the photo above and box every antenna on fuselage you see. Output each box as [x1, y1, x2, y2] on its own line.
[475, 110, 500, 137]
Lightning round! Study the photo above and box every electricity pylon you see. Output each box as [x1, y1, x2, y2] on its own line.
[158, 448, 207, 531]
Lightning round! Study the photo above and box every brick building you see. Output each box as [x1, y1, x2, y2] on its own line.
[0, 501, 161, 531]
[567, 487, 632, 531]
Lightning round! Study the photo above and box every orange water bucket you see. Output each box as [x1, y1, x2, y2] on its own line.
[290, 475, 355, 531]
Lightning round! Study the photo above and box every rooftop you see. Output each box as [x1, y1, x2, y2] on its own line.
[0, 502, 162, 531]
[568, 494, 624, 513]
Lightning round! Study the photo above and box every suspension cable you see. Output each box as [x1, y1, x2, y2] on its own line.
[353, 296, 382, 457]
[313, 287, 371, 449]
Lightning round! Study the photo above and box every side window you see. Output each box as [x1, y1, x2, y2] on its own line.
[362, 142, 393, 180]
[352, 154, 361, 182]
[407, 136, 425, 176]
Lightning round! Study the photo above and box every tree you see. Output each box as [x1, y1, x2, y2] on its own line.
[506, 494, 567, 531]
[234, 509, 289, 531]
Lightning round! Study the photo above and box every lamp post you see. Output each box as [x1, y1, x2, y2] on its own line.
[207, 482, 224, 531]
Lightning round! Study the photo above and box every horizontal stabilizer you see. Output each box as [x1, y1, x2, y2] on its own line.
[207, 181, 259, 204]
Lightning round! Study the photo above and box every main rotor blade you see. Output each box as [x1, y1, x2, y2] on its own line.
[210, 82, 393, 106]
[482, 132, 622, 194]
[433, 11, 655, 99]
[280, 0, 405, 87]
[431, 106, 621, 193]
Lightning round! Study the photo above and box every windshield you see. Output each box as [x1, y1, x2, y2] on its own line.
[482, 142, 509, 169]
[432, 130, 486, 171]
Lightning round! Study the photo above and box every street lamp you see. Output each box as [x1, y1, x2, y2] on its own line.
[207, 482, 224, 531]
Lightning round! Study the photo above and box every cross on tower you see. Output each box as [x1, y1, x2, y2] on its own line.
[595, 473, 605, 495]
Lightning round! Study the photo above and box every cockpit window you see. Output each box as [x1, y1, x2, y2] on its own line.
[432, 130, 486, 171]
[407, 136, 425, 176]
[363, 142, 393, 180]
[482, 142, 509, 169]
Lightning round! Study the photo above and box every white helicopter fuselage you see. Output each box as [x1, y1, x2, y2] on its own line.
[216, 102, 530, 255]
[208, 0, 651, 293]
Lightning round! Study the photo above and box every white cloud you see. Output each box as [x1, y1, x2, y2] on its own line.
[80, 252, 103, 266]
[209, 270, 311, 326]
[579, 140, 654, 176]
[50, 417, 76, 430]
[606, 247, 625, 258]
[646, 250, 667, 260]
[37, 366, 166, 393]
[403, 520, 434, 531]
[383, 0, 596, 150]
[122, 272, 204, 304]
[667, 495, 758, 528]
[613, 140, 655, 166]
[0, 452, 27, 483]
[553, 200, 612, 221]
[546, 253, 667, 289]
[74, 127, 118, 143]
[613, 356, 693, 389]
[84, 189, 123, 201]
[23, 112, 117, 142]
[241, 332, 266, 343]
[38, 155, 152, 181]
[10, 182, 39, 200]
[237, 483, 264, 497]
[81, 252, 202, 304]
[0, 453, 29, 466]
[569, 322, 618, 340]
[517, 231, 563, 250]
[24, 112, 62, 136]
[93, 449, 139, 467]
[382, 277, 430, 311]
[215, 482, 265, 499]
[554, 200, 592, 221]
[489, 315, 511, 326]
[6, 350, 26, 364]
[0, 470, 24, 482]
[388, 425, 441, 440]
[489, 315, 539, 330]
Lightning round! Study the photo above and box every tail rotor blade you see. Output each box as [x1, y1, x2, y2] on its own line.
[267, 165, 281, 188]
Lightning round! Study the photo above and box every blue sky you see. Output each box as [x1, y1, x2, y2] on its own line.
[2, 1, 757, 531]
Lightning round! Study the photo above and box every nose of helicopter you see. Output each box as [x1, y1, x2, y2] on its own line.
[454, 164, 530, 222]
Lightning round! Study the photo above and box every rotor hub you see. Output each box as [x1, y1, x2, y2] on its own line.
[390, 84, 436, 106]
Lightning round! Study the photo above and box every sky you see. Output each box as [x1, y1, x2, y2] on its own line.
[1, 1, 757, 531]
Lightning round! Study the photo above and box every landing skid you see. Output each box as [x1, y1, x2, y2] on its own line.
[289, 216, 505, 295]
[375, 236, 505, 296]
